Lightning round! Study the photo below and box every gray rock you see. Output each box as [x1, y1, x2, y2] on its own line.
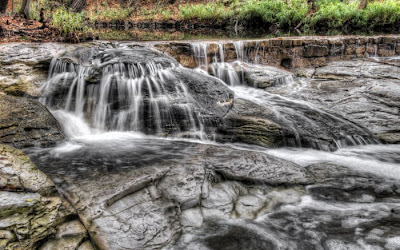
[0, 145, 93, 249]
[28, 143, 309, 249]
[217, 98, 286, 147]
[0, 43, 73, 97]
[280, 60, 400, 143]
[0, 95, 65, 148]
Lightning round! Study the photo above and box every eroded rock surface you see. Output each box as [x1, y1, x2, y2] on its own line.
[269, 59, 400, 143]
[28, 142, 311, 249]
[0, 43, 73, 97]
[0, 94, 64, 148]
[0, 144, 92, 249]
[27, 140, 400, 250]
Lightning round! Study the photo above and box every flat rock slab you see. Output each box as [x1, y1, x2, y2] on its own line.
[272, 60, 400, 143]
[0, 95, 65, 148]
[28, 142, 310, 249]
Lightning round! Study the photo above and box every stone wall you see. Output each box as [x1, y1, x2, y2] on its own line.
[153, 35, 400, 68]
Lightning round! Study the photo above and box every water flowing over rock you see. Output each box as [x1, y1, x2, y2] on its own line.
[27, 137, 400, 250]
[0, 43, 73, 97]
[270, 59, 400, 144]
[187, 42, 379, 150]
[41, 44, 233, 138]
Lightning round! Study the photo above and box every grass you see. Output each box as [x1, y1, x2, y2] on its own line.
[51, 6, 86, 34]
[179, 2, 235, 21]
[87, 6, 132, 22]
[309, 0, 359, 29]
[238, 0, 309, 28]
[6, 0, 400, 36]
[176, 0, 400, 32]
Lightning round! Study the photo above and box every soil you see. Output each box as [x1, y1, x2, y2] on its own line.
[0, 16, 64, 43]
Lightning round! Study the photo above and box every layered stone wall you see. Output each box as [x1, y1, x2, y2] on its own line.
[154, 35, 400, 68]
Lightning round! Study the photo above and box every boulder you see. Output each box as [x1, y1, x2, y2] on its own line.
[0, 95, 64, 148]
[0, 43, 73, 97]
[277, 60, 400, 143]
[0, 144, 92, 249]
[27, 142, 310, 249]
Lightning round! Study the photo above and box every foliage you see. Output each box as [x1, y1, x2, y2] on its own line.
[51, 6, 86, 34]
[309, 0, 359, 29]
[360, 0, 400, 28]
[179, 2, 234, 21]
[87, 5, 132, 21]
[238, 0, 309, 28]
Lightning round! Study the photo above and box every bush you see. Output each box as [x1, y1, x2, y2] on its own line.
[238, 0, 309, 28]
[310, 0, 359, 29]
[179, 2, 234, 21]
[87, 6, 132, 22]
[51, 6, 86, 34]
[360, 0, 400, 28]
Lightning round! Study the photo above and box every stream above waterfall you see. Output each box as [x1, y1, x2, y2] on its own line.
[18, 38, 400, 249]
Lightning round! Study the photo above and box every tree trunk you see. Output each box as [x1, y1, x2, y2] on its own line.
[359, 0, 371, 9]
[68, 0, 86, 12]
[19, 0, 30, 18]
[0, 0, 9, 14]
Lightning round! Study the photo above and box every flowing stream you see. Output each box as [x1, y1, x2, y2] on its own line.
[26, 40, 400, 250]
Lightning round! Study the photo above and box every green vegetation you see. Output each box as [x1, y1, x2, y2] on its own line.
[87, 6, 132, 22]
[51, 6, 86, 34]
[238, 0, 309, 28]
[179, 2, 234, 21]
[176, 0, 400, 32]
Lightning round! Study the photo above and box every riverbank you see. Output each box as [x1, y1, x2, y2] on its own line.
[2, 0, 400, 43]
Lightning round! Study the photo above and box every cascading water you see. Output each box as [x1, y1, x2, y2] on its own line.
[40, 44, 233, 139]
[21, 39, 400, 250]
[191, 41, 379, 150]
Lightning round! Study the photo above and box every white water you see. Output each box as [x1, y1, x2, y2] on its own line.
[41, 47, 206, 138]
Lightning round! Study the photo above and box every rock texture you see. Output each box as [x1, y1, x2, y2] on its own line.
[0, 94, 65, 148]
[268, 59, 400, 143]
[27, 141, 400, 250]
[0, 43, 72, 97]
[154, 35, 400, 69]
[28, 143, 310, 249]
[0, 144, 92, 249]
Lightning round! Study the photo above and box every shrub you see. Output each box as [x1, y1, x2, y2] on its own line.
[238, 0, 309, 28]
[179, 2, 234, 21]
[310, 0, 359, 29]
[51, 6, 86, 34]
[360, 0, 400, 28]
[87, 6, 132, 21]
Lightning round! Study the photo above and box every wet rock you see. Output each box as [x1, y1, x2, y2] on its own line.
[0, 95, 64, 148]
[217, 98, 286, 147]
[0, 144, 92, 249]
[28, 142, 309, 249]
[0, 43, 73, 97]
[39, 220, 89, 250]
[306, 163, 400, 203]
[270, 60, 400, 143]
[304, 45, 329, 58]
[0, 144, 55, 195]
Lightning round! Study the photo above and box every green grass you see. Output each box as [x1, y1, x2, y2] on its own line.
[176, 0, 400, 32]
[238, 0, 309, 28]
[87, 6, 132, 22]
[361, 0, 400, 28]
[179, 2, 234, 21]
[51, 6, 86, 34]
[309, 0, 359, 29]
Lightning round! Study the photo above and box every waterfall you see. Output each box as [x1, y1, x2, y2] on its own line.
[40, 46, 208, 139]
[191, 41, 264, 86]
